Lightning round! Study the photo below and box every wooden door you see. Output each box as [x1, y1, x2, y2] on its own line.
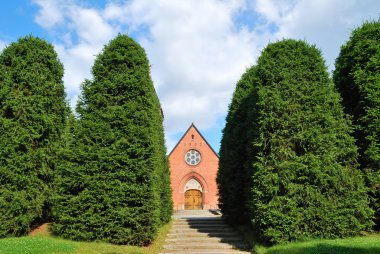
[184, 189, 203, 210]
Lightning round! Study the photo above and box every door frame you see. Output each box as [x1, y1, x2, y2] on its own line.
[179, 173, 207, 210]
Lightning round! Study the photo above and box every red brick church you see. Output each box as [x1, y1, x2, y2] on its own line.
[169, 124, 219, 210]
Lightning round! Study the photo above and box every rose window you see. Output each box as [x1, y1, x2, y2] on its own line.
[185, 149, 201, 166]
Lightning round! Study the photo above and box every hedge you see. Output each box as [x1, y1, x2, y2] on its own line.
[334, 20, 380, 227]
[0, 36, 67, 237]
[248, 39, 373, 244]
[52, 34, 172, 245]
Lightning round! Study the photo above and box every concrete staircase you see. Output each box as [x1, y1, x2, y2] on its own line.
[160, 210, 251, 254]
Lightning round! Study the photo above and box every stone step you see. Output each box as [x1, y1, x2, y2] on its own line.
[173, 221, 226, 226]
[171, 225, 228, 230]
[162, 211, 250, 254]
[173, 210, 222, 215]
[160, 251, 250, 254]
[163, 242, 249, 250]
[175, 217, 223, 221]
[165, 236, 245, 244]
[169, 227, 235, 233]
[166, 231, 241, 238]
[173, 219, 225, 223]
[173, 220, 227, 225]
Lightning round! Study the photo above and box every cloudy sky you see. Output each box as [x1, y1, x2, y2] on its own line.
[0, 0, 379, 152]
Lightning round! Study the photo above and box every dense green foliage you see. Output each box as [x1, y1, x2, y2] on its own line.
[220, 39, 373, 244]
[0, 36, 67, 237]
[334, 20, 380, 227]
[217, 66, 256, 224]
[52, 35, 172, 245]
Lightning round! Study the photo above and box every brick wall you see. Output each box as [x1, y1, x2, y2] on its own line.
[168, 124, 219, 210]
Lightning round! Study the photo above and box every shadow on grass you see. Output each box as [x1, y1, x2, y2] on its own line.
[263, 244, 380, 254]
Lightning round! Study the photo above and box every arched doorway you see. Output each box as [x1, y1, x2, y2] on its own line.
[184, 178, 203, 210]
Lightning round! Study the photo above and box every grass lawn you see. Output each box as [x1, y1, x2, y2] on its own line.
[254, 234, 380, 254]
[0, 221, 172, 254]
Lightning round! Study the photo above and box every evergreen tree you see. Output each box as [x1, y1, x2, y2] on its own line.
[248, 39, 373, 244]
[0, 36, 67, 237]
[334, 20, 380, 227]
[217, 66, 257, 224]
[52, 34, 172, 245]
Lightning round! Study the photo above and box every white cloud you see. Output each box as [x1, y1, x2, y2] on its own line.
[54, 43, 96, 95]
[255, 0, 296, 22]
[254, 0, 380, 69]
[0, 40, 6, 52]
[70, 8, 115, 44]
[32, 0, 119, 109]
[121, 0, 259, 148]
[32, 0, 260, 151]
[33, 0, 66, 29]
[32, 0, 380, 151]
[103, 3, 125, 21]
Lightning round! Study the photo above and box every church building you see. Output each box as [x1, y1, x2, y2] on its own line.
[168, 124, 219, 210]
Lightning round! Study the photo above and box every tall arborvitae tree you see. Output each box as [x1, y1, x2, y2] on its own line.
[217, 66, 257, 224]
[334, 20, 380, 227]
[248, 39, 373, 244]
[52, 34, 172, 245]
[0, 36, 67, 237]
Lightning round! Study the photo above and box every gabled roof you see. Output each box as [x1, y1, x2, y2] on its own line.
[168, 123, 219, 158]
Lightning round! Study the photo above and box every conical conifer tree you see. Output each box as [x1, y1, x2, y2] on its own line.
[0, 36, 67, 237]
[248, 39, 373, 244]
[52, 34, 171, 245]
[218, 66, 257, 224]
[334, 20, 380, 227]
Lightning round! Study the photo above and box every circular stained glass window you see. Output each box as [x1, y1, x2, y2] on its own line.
[185, 149, 201, 166]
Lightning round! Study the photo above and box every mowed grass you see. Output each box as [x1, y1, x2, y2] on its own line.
[0, 221, 172, 254]
[255, 233, 380, 254]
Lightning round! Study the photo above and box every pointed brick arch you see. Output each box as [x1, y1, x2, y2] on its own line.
[179, 172, 208, 193]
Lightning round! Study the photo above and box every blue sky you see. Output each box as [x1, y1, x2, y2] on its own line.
[1, 0, 379, 153]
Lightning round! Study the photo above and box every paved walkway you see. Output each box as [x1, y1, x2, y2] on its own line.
[160, 210, 251, 254]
